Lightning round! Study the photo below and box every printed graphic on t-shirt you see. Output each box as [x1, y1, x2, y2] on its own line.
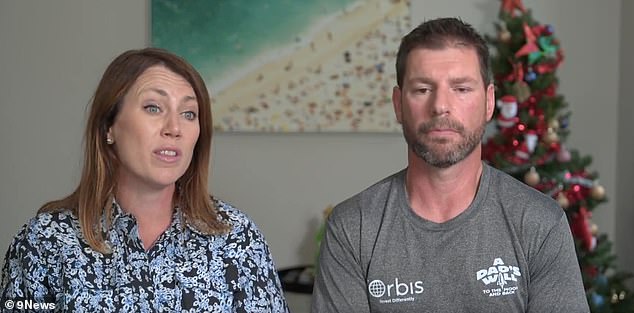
[476, 258, 522, 297]
[367, 277, 424, 304]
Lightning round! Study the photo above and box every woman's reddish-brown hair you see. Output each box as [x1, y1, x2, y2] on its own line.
[39, 48, 229, 253]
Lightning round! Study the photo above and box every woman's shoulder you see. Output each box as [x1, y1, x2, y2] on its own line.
[210, 198, 276, 265]
[18, 209, 78, 239]
[212, 197, 266, 239]
[214, 198, 254, 226]
[4, 209, 78, 264]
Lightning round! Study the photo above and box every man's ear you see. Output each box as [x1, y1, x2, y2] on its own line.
[485, 83, 495, 122]
[393, 86, 403, 124]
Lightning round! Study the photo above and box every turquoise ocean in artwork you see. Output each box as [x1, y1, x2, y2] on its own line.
[152, 0, 357, 92]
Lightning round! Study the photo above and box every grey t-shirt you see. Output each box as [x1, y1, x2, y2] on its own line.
[312, 164, 589, 313]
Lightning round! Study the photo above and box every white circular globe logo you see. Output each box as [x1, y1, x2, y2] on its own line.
[368, 280, 386, 298]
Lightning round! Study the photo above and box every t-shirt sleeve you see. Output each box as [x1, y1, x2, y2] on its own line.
[526, 213, 590, 313]
[311, 209, 371, 313]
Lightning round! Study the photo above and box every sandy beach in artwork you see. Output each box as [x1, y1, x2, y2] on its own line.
[213, 0, 410, 132]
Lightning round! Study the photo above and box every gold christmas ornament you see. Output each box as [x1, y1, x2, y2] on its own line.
[557, 193, 569, 209]
[591, 183, 606, 200]
[612, 292, 619, 304]
[512, 81, 531, 103]
[548, 119, 560, 130]
[543, 128, 559, 144]
[524, 167, 540, 186]
[609, 290, 626, 303]
[497, 22, 511, 43]
[590, 223, 598, 235]
[499, 30, 511, 42]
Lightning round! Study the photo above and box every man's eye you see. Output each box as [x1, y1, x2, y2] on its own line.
[455, 87, 472, 93]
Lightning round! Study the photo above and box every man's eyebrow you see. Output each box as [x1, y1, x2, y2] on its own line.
[448, 76, 479, 85]
[406, 76, 479, 85]
[407, 76, 435, 84]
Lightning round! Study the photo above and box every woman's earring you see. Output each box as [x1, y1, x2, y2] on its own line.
[106, 137, 114, 145]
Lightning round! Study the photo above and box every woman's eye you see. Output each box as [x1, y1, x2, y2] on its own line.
[144, 104, 161, 114]
[182, 111, 197, 120]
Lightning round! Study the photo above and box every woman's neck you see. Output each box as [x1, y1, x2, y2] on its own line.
[115, 182, 176, 250]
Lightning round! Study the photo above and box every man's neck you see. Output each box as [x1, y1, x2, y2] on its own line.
[405, 150, 484, 223]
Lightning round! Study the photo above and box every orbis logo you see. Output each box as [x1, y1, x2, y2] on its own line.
[368, 278, 424, 298]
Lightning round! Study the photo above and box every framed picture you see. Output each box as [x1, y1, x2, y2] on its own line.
[152, 0, 410, 132]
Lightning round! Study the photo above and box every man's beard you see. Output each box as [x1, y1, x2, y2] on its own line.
[402, 116, 485, 168]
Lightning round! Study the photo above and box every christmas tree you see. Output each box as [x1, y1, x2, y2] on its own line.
[482, 1, 634, 311]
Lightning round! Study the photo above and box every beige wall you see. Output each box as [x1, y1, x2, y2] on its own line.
[0, 0, 630, 277]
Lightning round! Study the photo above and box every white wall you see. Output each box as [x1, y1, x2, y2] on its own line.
[0, 0, 630, 278]
[617, 0, 634, 287]
[0, 0, 148, 263]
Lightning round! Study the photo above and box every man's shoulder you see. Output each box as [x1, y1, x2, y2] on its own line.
[330, 169, 406, 222]
[485, 164, 564, 222]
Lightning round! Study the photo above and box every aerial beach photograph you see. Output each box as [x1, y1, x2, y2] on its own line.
[152, 0, 410, 132]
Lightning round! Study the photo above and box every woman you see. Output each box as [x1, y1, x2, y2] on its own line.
[0, 48, 288, 312]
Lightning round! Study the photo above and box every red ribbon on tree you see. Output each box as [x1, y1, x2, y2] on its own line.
[570, 206, 595, 251]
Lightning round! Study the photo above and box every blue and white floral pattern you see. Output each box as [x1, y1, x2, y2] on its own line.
[0, 199, 288, 312]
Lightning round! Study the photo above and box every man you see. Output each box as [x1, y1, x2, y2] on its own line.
[311, 18, 589, 312]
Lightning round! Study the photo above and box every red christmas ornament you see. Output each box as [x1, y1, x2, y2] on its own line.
[531, 25, 546, 36]
[584, 265, 598, 278]
[528, 96, 537, 104]
[505, 61, 525, 82]
[549, 142, 561, 152]
[501, 0, 527, 17]
[535, 63, 553, 74]
[535, 116, 548, 135]
[500, 127, 517, 137]
[516, 123, 526, 132]
[534, 49, 565, 75]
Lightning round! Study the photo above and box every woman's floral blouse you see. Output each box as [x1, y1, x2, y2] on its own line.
[0, 199, 288, 312]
